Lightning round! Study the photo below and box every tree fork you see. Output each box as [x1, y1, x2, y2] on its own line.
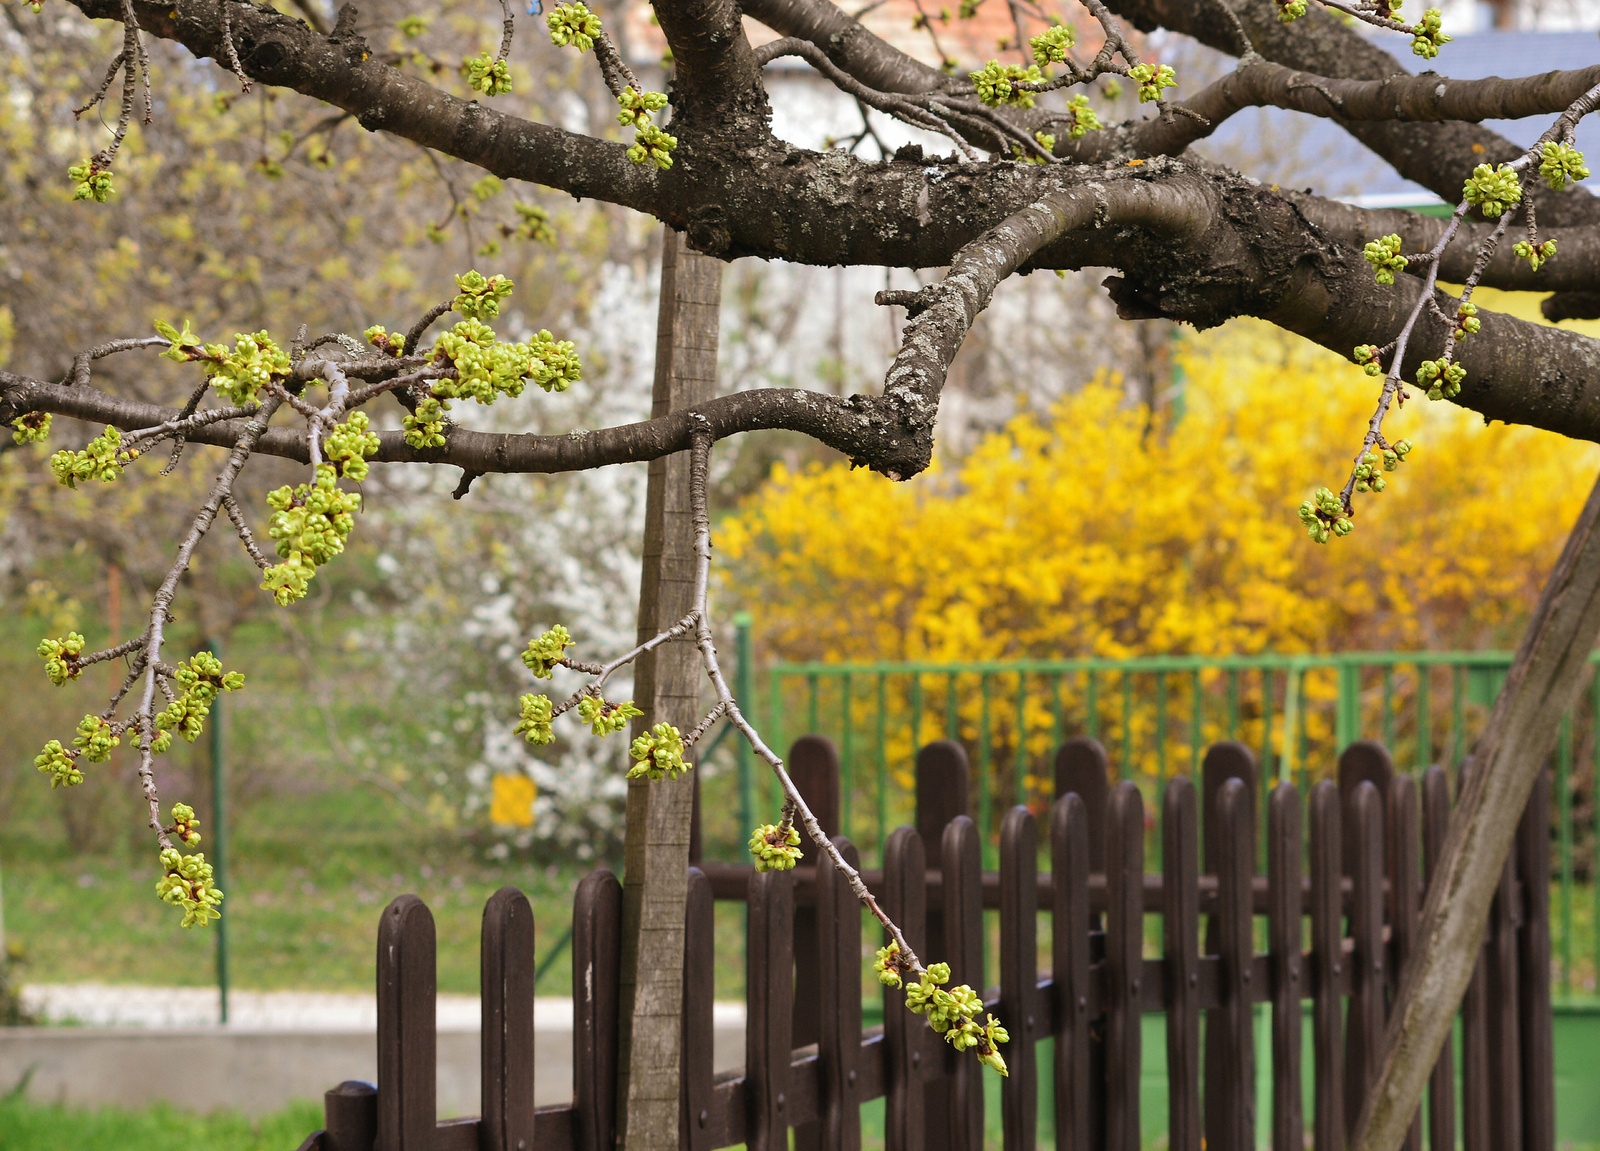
[1354, 468, 1600, 1151]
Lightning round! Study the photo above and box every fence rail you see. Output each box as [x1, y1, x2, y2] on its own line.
[298, 735, 1556, 1151]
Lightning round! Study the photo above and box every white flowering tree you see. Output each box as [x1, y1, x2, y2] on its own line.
[9, 0, 1600, 1144]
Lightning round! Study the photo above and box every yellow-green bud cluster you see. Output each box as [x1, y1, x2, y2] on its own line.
[451, 270, 515, 321]
[156, 651, 245, 746]
[748, 822, 802, 871]
[970, 60, 1044, 108]
[1363, 234, 1407, 285]
[616, 86, 669, 129]
[1028, 24, 1073, 65]
[324, 412, 380, 481]
[431, 320, 582, 404]
[35, 740, 83, 788]
[515, 693, 556, 744]
[1128, 62, 1176, 103]
[156, 318, 204, 363]
[1539, 141, 1589, 191]
[1514, 238, 1557, 271]
[11, 411, 51, 445]
[1463, 163, 1521, 218]
[628, 124, 678, 169]
[521, 625, 575, 677]
[168, 802, 202, 847]
[50, 425, 131, 488]
[1062, 94, 1100, 140]
[628, 722, 689, 780]
[38, 632, 85, 686]
[514, 203, 555, 245]
[547, 2, 602, 51]
[874, 942, 908, 986]
[577, 695, 642, 736]
[73, 714, 120, 763]
[902, 961, 1010, 1075]
[1410, 8, 1450, 58]
[1453, 302, 1480, 339]
[464, 52, 512, 95]
[399, 13, 427, 36]
[1275, 0, 1307, 22]
[1417, 357, 1465, 400]
[156, 846, 224, 928]
[262, 464, 361, 605]
[364, 325, 407, 355]
[1352, 451, 1388, 495]
[68, 158, 114, 203]
[1352, 344, 1383, 376]
[1298, 487, 1352, 544]
[403, 396, 450, 449]
[1012, 132, 1056, 165]
[205, 331, 292, 405]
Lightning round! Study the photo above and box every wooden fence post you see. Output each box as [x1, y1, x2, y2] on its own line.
[917, 739, 969, 1151]
[1054, 736, 1109, 1151]
[376, 895, 436, 1151]
[573, 869, 622, 1151]
[1309, 781, 1345, 1151]
[1105, 781, 1144, 1151]
[1387, 776, 1423, 1151]
[1215, 778, 1256, 1151]
[1517, 770, 1556, 1151]
[1419, 768, 1456, 1151]
[999, 806, 1038, 1151]
[882, 825, 927, 1151]
[682, 868, 715, 1151]
[1346, 782, 1387, 1139]
[1162, 777, 1201, 1151]
[747, 868, 794, 1151]
[818, 837, 864, 1151]
[1267, 782, 1303, 1151]
[482, 887, 536, 1151]
[1051, 793, 1094, 1151]
[942, 815, 984, 1151]
[1202, 742, 1257, 1151]
[324, 1081, 378, 1151]
[790, 736, 841, 1151]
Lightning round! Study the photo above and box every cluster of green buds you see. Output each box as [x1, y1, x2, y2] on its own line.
[577, 695, 642, 736]
[38, 632, 86, 686]
[1061, 94, 1101, 140]
[12, 411, 51, 445]
[1274, 0, 1308, 22]
[1463, 163, 1521, 217]
[874, 941, 909, 985]
[262, 464, 361, 605]
[1539, 141, 1589, 190]
[748, 822, 803, 871]
[1011, 132, 1056, 165]
[464, 51, 512, 96]
[1363, 234, 1407, 285]
[521, 625, 575, 677]
[167, 802, 202, 847]
[403, 397, 449, 449]
[515, 693, 556, 744]
[898, 960, 1010, 1075]
[1352, 344, 1384, 377]
[34, 740, 84, 788]
[73, 714, 120, 763]
[514, 203, 556, 245]
[1127, 62, 1176, 103]
[1299, 487, 1353, 544]
[1352, 451, 1388, 494]
[628, 124, 678, 170]
[1514, 238, 1557, 271]
[1410, 8, 1450, 58]
[171, 330, 293, 406]
[156, 843, 224, 928]
[547, 2, 602, 51]
[1417, 356, 1465, 400]
[68, 157, 114, 203]
[617, 86, 669, 130]
[628, 722, 688, 781]
[323, 412, 380, 481]
[49, 425, 133, 488]
[452, 270, 515, 321]
[1453, 302, 1480, 340]
[970, 60, 1044, 109]
[364, 326, 408, 356]
[1028, 24, 1074, 65]
[154, 651, 245, 750]
[398, 13, 427, 36]
[430, 320, 583, 404]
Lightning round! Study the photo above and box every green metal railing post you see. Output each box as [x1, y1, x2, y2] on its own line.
[1121, 671, 1133, 780]
[841, 672, 854, 842]
[1560, 711, 1574, 995]
[1190, 667, 1202, 776]
[1015, 672, 1028, 807]
[1417, 664, 1431, 770]
[1336, 660, 1360, 750]
[207, 640, 230, 1026]
[1086, 669, 1099, 740]
[979, 674, 993, 863]
[1156, 672, 1168, 781]
[876, 673, 888, 848]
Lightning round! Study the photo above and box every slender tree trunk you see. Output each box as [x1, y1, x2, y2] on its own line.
[614, 226, 722, 1151]
[1354, 470, 1600, 1151]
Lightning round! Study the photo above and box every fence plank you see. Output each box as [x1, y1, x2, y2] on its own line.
[1308, 781, 1345, 1151]
[376, 895, 436, 1151]
[1000, 806, 1039, 1151]
[1345, 781, 1386, 1139]
[942, 815, 985, 1151]
[1487, 804, 1524, 1151]
[1387, 776, 1422, 1151]
[746, 868, 795, 1151]
[883, 825, 927, 1151]
[1105, 781, 1144, 1151]
[1419, 767, 1456, 1151]
[1518, 770, 1556, 1151]
[917, 740, 968, 1151]
[1202, 742, 1256, 1151]
[681, 868, 715, 1151]
[791, 737, 841, 1151]
[482, 887, 536, 1151]
[1051, 794, 1093, 1151]
[1161, 777, 1201, 1151]
[1215, 779, 1256, 1151]
[1053, 738, 1109, 872]
[819, 837, 864, 1151]
[324, 1081, 377, 1151]
[1053, 739, 1108, 1151]
[572, 869, 621, 1151]
[1267, 783, 1303, 1151]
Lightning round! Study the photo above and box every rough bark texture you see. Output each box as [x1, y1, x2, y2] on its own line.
[614, 227, 722, 1151]
[1353, 472, 1600, 1151]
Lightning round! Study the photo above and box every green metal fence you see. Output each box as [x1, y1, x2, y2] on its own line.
[757, 650, 1600, 998]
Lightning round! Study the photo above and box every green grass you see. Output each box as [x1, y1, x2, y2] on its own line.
[0, 1097, 323, 1151]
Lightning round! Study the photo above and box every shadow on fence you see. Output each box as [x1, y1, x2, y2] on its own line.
[297, 737, 1555, 1151]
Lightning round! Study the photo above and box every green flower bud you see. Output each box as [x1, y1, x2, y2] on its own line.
[748, 822, 803, 871]
[1028, 23, 1073, 65]
[1463, 163, 1521, 218]
[514, 693, 556, 744]
[521, 625, 575, 677]
[547, 2, 602, 51]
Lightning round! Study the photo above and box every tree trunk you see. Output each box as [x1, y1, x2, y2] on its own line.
[1354, 470, 1600, 1151]
[614, 226, 722, 1151]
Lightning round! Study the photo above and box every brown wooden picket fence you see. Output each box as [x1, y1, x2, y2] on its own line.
[296, 736, 1556, 1151]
